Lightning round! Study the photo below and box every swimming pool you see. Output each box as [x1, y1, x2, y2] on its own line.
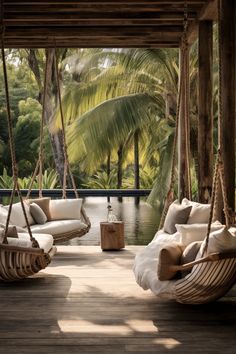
[67, 197, 160, 246]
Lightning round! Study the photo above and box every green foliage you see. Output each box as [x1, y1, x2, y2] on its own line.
[83, 169, 117, 189]
[14, 98, 41, 176]
[0, 168, 59, 189]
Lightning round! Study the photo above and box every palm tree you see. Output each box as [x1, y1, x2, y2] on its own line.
[51, 47, 198, 208]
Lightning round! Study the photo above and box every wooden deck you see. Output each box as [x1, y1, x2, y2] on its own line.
[0, 246, 236, 354]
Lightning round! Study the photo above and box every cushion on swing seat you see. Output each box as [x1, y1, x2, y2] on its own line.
[157, 243, 184, 280]
[196, 226, 236, 259]
[30, 203, 47, 224]
[7, 233, 54, 253]
[3, 202, 35, 227]
[181, 198, 211, 224]
[27, 197, 51, 220]
[181, 241, 202, 264]
[29, 219, 87, 236]
[163, 200, 192, 234]
[49, 198, 83, 220]
[176, 221, 223, 246]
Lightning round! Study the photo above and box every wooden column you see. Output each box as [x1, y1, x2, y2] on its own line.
[198, 21, 213, 203]
[178, 45, 191, 201]
[219, 0, 235, 212]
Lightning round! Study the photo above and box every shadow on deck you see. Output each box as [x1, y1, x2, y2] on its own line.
[0, 246, 235, 354]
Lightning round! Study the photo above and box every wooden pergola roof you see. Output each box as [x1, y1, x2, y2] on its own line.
[1, 0, 217, 48]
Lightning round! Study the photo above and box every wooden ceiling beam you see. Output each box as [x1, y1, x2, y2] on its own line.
[4, 20, 186, 27]
[4, 1, 208, 5]
[1, 0, 212, 48]
[4, 41, 179, 49]
[4, 13, 197, 21]
[186, 0, 217, 45]
[5, 28, 182, 38]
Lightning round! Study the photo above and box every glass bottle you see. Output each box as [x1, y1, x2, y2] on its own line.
[107, 204, 117, 222]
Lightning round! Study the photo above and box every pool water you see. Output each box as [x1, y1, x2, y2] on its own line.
[67, 197, 160, 246]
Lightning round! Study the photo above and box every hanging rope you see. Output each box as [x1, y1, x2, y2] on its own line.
[0, 27, 38, 247]
[158, 1, 191, 229]
[202, 0, 233, 255]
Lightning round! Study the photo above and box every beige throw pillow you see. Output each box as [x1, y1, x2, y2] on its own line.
[157, 243, 184, 281]
[163, 201, 192, 234]
[30, 203, 47, 224]
[28, 197, 51, 220]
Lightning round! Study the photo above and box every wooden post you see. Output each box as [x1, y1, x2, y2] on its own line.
[198, 21, 213, 203]
[134, 129, 140, 205]
[219, 0, 235, 212]
[178, 45, 190, 201]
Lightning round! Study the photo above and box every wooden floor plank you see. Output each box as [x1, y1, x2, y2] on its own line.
[0, 245, 235, 354]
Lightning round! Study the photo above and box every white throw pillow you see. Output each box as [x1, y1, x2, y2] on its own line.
[4, 202, 35, 228]
[182, 198, 211, 224]
[196, 226, 236, 259]
[176, 221, 223, 246]
[50, 199, 83, 220]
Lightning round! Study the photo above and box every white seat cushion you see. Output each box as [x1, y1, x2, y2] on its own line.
[29, 219, 87, 236]
[7, 233, 53, 253]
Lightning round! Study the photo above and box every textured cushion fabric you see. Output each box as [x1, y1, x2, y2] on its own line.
[7, 236, 32, 249]
[196, 226, 236, 259]
[4, 202, 35, 227]
[176, 222, 223, 246]
[28, 197, 51, 220]
[50, 198, 83, 220]
[163, 201, 192, 234]
[0, 206, 8, 224]
[29, 219, 87, 236]
[0, 224, 18, 236]
[6, 225, 18, 238]
[0, 222, 25, 233]
[157, 243, 184, 280]
[182, 198, 211, 224]
[8, 232, 53, 253]
[133, 230, 182, 298]
[181, 241, 202, 265]
[0, 228, 4, 243]
[19, 233, 53, 253]
[30, 203, 47, 224]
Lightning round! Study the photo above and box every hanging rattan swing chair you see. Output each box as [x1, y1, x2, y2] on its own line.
[0, 36, 56, 282]
[156, 1, 236, 304]
[25, 49, 91, 244]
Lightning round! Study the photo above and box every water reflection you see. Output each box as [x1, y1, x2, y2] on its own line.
[68, 197, 160, 246]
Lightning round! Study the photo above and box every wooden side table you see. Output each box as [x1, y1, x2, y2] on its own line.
[100, 221, 125, 250]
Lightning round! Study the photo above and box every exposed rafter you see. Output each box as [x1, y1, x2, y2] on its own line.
[1, 0, 215, 48]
